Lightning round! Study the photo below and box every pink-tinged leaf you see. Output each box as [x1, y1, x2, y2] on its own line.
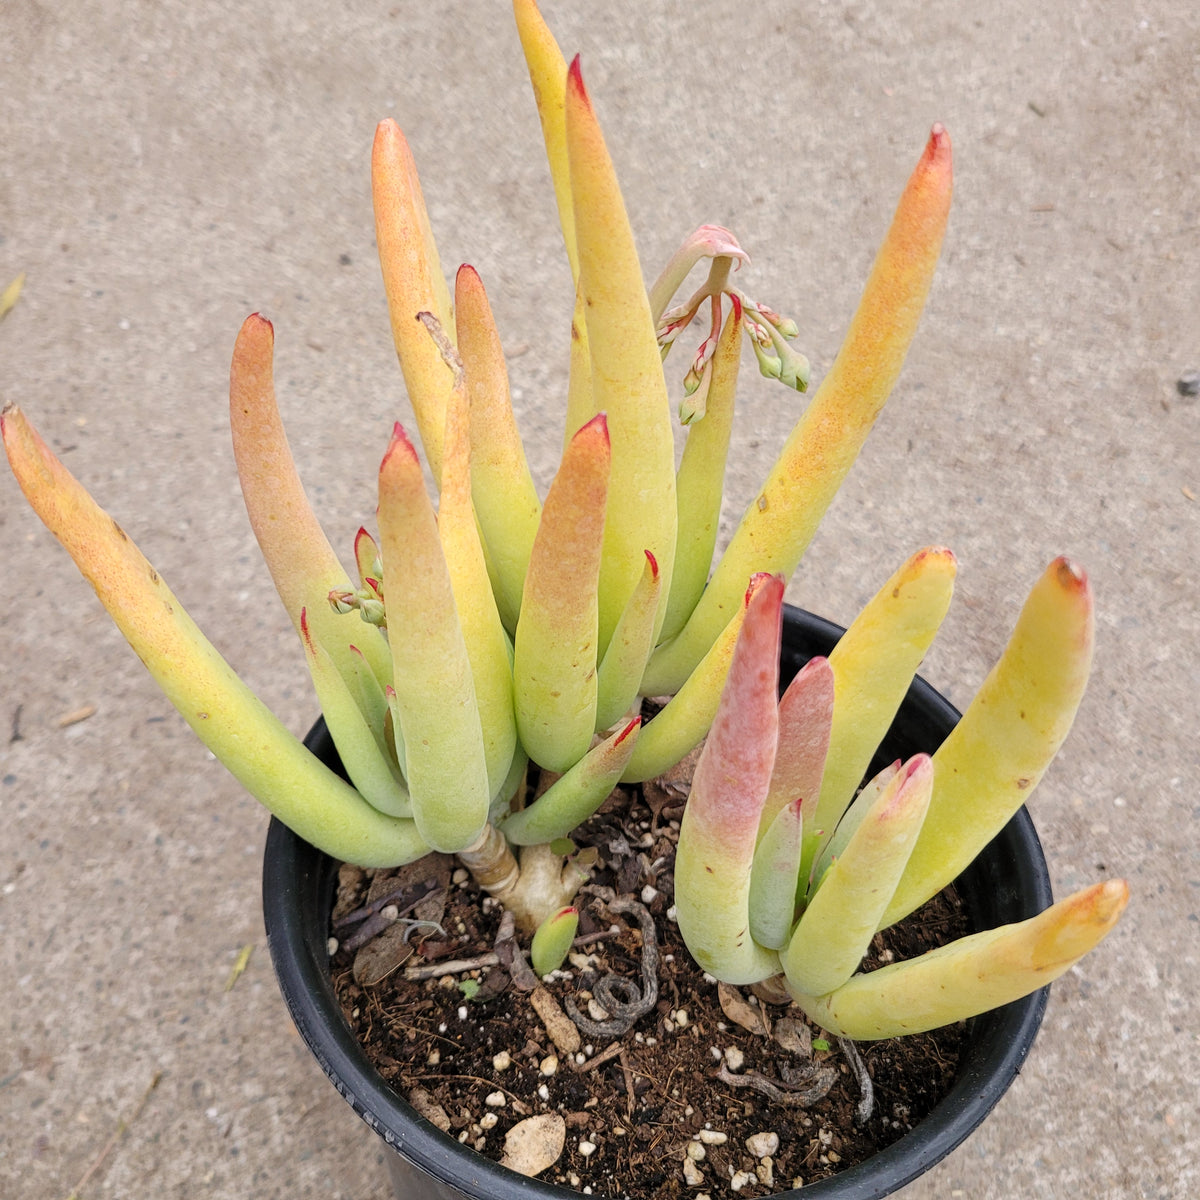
[622, 572, 773, 784]
[595, 550, 661, 731]
[229, 314, 392, 691]
[502, 717, 641, 846]
[372, 119, 456, 483]
[792, 879, 1129, 1039]
[884, 557, 1095, 926]
[673, 575, 785, 984]
[761, 654, 834, 841]
[566, 57, 676, 653]
[645, 127, 954, 695]
[783, 755, 932, 997]
[513, 414, 610, 772]
[377, 423, 490, 852]
[2, 405, 426, 867]
[454, 263, 541, 633]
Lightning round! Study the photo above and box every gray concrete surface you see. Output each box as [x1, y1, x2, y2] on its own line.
[2, 1, 1197, 1196]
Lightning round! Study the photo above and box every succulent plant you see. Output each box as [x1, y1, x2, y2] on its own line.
[674, 556, 1128, 1038]
[1, 0, 955, 943]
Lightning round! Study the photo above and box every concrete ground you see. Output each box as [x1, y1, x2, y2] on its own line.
[2, 1, 1196, 1196]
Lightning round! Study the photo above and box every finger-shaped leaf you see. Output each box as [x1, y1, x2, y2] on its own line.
[673, 575, 784, 985]
[2, 406, 427, 867]
[455, 264, 542, 633]
[783, 756, 932, 997]
[378, 424, 490, 852]
[809, 759, 901, 891]
[595, 550, 661, 731]
[372, 119, 456, 483]
[229, 314, 392, 692]
[621, 573, 773, 784]
[513, 413, 609, 772]
[791, 879, 1128, 1039]
[300, 609, 410, 818]
[883, 557, 1095, 926]
[645, 126, 953, 694]
[661, 299, 741, 643]
[760, 654, 834, 841]
[566, 57, 676, 653]
[513, 0, 578, 282]
[437, 334, 519, 801]
[748, 798, 804, 951]
[803, 546, 956, 881]
[501, 717, 640, 846]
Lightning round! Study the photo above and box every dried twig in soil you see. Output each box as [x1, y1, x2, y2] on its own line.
[717, 1062, 837, 1107]
[565, 892, 658, 1038]
[838, 1036, 875, 1123]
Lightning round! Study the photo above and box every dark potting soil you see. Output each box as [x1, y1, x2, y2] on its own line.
[330, 780, 969, 1198]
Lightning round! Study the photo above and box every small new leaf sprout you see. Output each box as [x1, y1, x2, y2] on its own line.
[530, 907, 579, 978]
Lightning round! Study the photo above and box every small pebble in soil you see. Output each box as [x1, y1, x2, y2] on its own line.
[538, 1084, 550, 1101]
[540, 1055, 559, 1076]
[485, 1092, 506, 1107]
[326, 937, 338, 955]
[683, 1158, 705, 1186]
[730, 1169, 754, 1191]
[457, 1005, 468, 1020]
[1177, 370, 1200, 397]
[757, 1158, 774, 1187]
[724, 1046, 745, 1071]
[452, 867, 469, 885]
[427, 1049, 440, 1066]
[675, 1008, 689, 1026]
[697, 1129, 728, 1146]
[480, 1113, 498, 1130]
[492, 1051, 511, 1072]
[746, 1131, 779, 1158]
[579, 1140, 597, 1157]
[641, 885, 659, 903]
[686, 1142, 706, 1162]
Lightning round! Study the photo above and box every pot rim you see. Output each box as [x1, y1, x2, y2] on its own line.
[264, 604, 1052, 1200]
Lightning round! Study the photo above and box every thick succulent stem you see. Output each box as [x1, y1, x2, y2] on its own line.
[457, 827, 591, 934]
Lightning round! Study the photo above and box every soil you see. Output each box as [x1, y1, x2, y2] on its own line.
[330, 780, 969, 1199]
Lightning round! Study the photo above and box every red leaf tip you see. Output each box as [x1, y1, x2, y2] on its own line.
[614, 716, 642, 747]
[644, 549, 659, 578]
[1052, 556, 1089, 592]
[567, 54, 589, 105]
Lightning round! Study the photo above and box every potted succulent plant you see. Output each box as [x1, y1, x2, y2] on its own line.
[3, 1, 1126, 1197]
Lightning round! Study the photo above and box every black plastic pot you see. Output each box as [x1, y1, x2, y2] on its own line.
[263, 605, 1052, 1200]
